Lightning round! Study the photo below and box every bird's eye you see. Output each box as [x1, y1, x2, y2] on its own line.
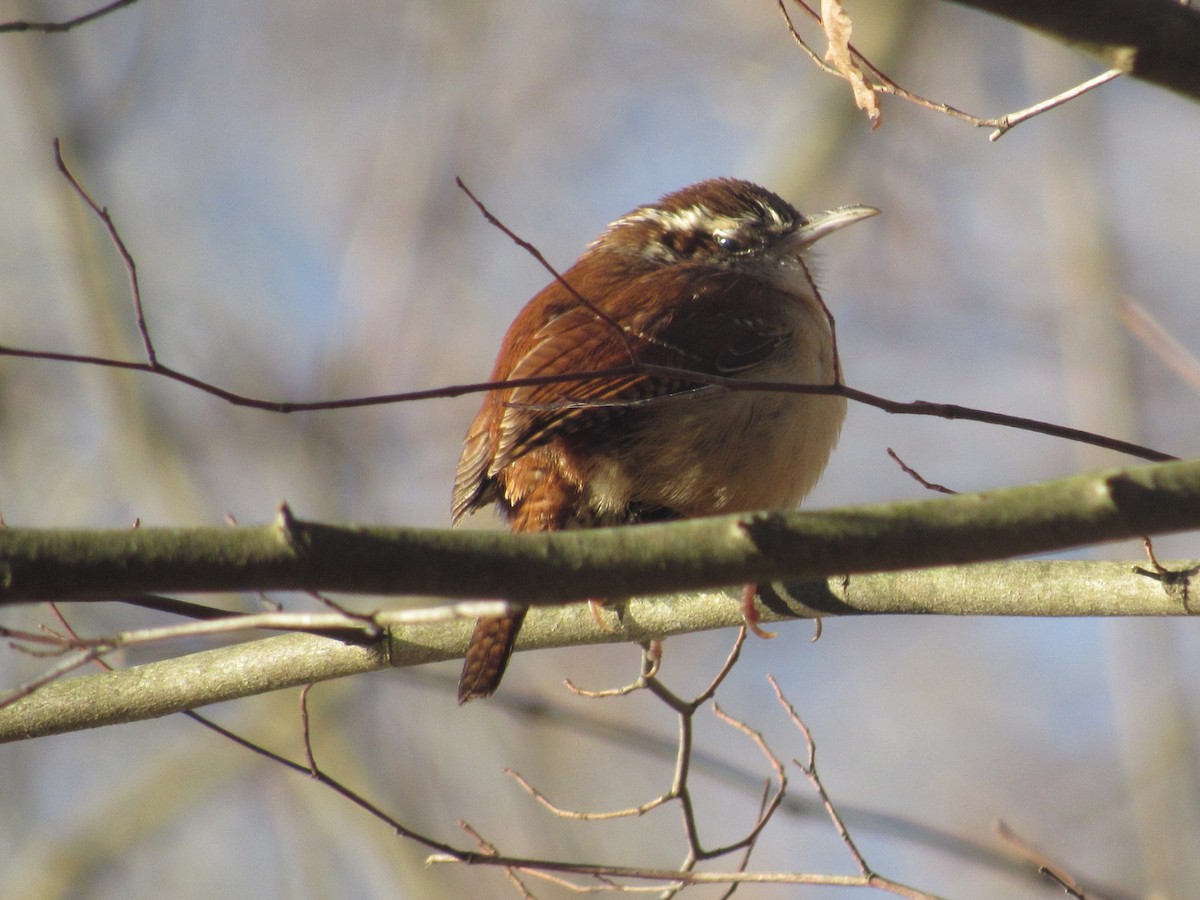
[714, 233, 745, 252]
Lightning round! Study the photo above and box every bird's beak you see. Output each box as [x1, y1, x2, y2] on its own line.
[793, 205, 880, 248]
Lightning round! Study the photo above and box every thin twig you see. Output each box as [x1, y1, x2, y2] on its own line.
[993, 820, 1088, 899]
[0, 648, 101, 710]
[886, 448, 957, 494]
[639, 365, 1176, 463]
[1132, 537, 1199, 613]
[307, 591, 384, 639]
[54, 139, 156, 365]
[777, 0, 1121, 141]
[769, 675, 943, 898]
[2, 601, 514, 665]
[34, 606, 550, 878]
[694, 626, 747, 705]
[507, 629, 806, 891]
[564, 642, 661, 698]
[801, 254, 843, 384]
[0, 328, 1174, 462]
[988, 69, 1123, 140]
[769, 675, 871, 873]
[709, 700, 787, 854]
[0, 141, 1168, 464]
[506, 767, 672, 821]
[456, 177, 638, 363]
[457, 821, 535, 898]
[1119, 296, 1200, 394]
[299, 683, 318, 774]
[0, 0, 139, 33]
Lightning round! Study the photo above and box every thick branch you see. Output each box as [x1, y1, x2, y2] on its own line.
[945, 0, 1200, 102]
[1, 560, 1193, 742]
[1, 459, 1199, 603]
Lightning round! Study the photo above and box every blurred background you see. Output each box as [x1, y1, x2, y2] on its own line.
[1, 1, 1198, 897]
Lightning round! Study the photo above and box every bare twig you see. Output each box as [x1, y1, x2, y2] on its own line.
[3, 601, 513, 659]
[1, 327, 1173, 461]
[770, 675, 871, 873]
[307, 591, 384, 639]
[507, 629, 794, 893]
[564, 642, 662, 698]
[506, 767, 673, 821]
[987, 69, 1123, 141]
[25, 607, 958, 895]
[886, 448, 958, 494]
[429, 662, 944, 896]
[710, 700, 787, 853]
[719, 779, 776, 899]
[299, 683, 318, 774]
[0, 0, 140, 33]
[54, 139, 157, 365]
[0, 648, 101, 710]
[293, 685, 479, 859]
[1133, 537, 1199, 613]
[770, 675, 940, 899]
[776, 0, 1121, 141]
[691, 625, 747, 706]
[994, 820, 1088, 899]
[457, 821, 536, 898]
[1120, 296, 1200, 394]
[0, 141, 1174, 464]
[456, 177, 638, 363]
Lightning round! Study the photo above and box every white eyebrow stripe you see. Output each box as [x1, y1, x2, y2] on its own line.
[612, 203, 715, 233]
[615, 197, 792, 233]
[609, 205, 772, 238]
[589, 190, 799, 257]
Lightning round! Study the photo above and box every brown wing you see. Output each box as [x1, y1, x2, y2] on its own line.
[451, 263, 794, 523]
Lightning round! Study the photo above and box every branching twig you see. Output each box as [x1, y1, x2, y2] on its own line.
[430, 639, 944, 896]
[710, 700, 787, 853]
[1133, 536, 1199, 613]
[511, 632, 769, 892]
[564, 642, 663, 699]
[53, 139, 157, 364]
[770, 675, 940, 899]
[506, 766, 672, 821]
[294, 684, 482, 859]
[777, 0, 1121, 141]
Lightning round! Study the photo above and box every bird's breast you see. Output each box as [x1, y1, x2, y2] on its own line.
[582, 306, 846, 518]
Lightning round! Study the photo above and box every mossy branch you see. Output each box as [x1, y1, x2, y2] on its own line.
[1, 457, 1199, 741]
[1, 457, 1199, 604]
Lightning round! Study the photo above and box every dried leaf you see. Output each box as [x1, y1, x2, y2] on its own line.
[821, 0, 881, 127]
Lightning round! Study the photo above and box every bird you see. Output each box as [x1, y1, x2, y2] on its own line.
[451, 177, 877, 703]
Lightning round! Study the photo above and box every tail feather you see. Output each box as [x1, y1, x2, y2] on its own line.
[457, 609, 529, 704]
[456, 451, 579, 702]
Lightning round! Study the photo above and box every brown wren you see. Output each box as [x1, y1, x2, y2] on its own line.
[451, 177, 877, 703]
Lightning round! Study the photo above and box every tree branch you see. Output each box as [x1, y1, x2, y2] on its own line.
[944, 0, 1200, 102]
[1, 559, 1192, 741]
[1, 458, 1199, 604]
